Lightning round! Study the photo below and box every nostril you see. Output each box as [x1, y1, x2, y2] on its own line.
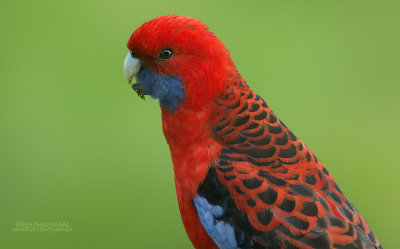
[130, 50, 138, 58]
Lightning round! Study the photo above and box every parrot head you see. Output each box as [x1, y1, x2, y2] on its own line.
[123, 15, 236, 112]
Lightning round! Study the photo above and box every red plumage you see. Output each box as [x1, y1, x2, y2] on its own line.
[162, 107, 220, 249]
[128, 15, 231, 110]
[126, 15, 382, 249]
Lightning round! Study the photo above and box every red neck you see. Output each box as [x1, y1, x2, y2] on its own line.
[159, 77, 243, 249]
[161, 105, 222, 198]
[161, 72, 245, 197]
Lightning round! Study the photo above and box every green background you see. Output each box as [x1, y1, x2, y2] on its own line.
[0, 0, 398, 248]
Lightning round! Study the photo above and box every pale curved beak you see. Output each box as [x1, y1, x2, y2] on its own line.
[123, 52, 142, 84]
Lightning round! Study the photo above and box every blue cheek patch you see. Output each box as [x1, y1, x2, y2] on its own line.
[136, 67, 184, 112]
[193, 195, 239, 249]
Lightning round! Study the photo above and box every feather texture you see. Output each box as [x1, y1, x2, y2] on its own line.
[193, 78, 382, 249]
[126, 15, 382, 249]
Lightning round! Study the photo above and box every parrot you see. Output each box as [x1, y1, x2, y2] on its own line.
[123, 15, 382, 249]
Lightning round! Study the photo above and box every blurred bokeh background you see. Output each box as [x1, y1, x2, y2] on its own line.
[0, 0, 398, 248]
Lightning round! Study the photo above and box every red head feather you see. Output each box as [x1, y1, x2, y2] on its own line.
[127, 15, 236, 110]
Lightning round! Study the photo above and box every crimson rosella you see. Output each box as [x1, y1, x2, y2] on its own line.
[123, 15, 382, 249]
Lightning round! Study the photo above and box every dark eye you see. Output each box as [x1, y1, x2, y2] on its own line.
[158, 48, 174, 61]
[130, 50, 138, 58]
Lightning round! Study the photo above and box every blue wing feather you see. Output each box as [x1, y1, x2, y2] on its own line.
[193, 195, 239, 249]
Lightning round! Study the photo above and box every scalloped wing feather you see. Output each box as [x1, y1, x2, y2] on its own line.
[200, 79, 382, 249]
